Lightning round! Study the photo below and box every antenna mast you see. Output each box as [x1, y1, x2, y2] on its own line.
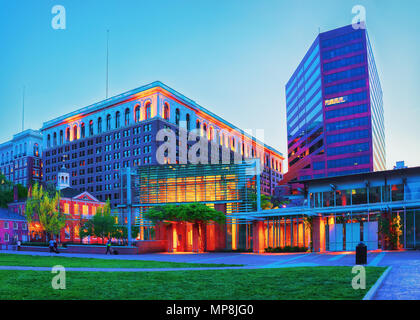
[106, 29, 109, 99]
[22, 86, 25, 132]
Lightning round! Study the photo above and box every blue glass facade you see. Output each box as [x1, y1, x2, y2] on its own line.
[284, 25, 385, 183]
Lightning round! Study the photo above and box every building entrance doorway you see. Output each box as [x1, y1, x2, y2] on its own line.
[327, 218, 378, 251]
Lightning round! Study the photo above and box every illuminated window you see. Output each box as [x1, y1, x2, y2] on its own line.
[135, 105, 140, 122]
[145, 102, 151, 120]
[73, 125, 78, 140]
[63, 203, 70, 214]
[74, 204, 79, 215]
[33, 144, 39, 157]
[163, 103, 170, 120]
[89, 120, 94, 136]
[83, 205, 88, 216]
[81, 123, 85, 138]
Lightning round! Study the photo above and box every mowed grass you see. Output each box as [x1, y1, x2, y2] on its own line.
[0, 267, 385, 300]
[0, 253, 240, 269]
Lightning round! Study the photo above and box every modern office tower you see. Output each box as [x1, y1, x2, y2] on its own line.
[284, 24, 385, 182]
[41, 81, 284, 208]
[0, 129, 43, 186]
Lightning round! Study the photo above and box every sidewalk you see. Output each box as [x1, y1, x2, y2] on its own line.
[373, 264, 420, 300]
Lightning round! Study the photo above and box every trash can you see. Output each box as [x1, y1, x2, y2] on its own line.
[355, 242, 367, 265]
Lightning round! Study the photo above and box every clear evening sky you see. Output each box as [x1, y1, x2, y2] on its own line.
[0, 0, 418, 170]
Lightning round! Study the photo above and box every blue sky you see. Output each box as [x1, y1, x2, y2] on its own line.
[0, 0, 419, 170]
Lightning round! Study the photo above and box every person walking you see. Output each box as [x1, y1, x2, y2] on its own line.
[106, 239, 112, 255]
[49, 239, 55, 253]
[53, 239, 59, 254]
[17, 240, 21, 251]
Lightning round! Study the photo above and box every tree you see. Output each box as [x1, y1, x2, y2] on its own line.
[145, 203, 226, 251]
[0, 174, 27, 208]
[79, 200, 115, 243]
[145, 203, 225, 225]
[25, 183, 65, 240]
[378, 213, 402, 250]
[249, 192, 275, 211]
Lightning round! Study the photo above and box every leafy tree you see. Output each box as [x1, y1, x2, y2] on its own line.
[79, 200, 115, 243]
[303, 216, 314, 252]
[25, 183, 65, 240]
[145, 203, 225, 224]
[378, 213, 402, 250]
[0, 174, 27, 208]
[249, 192, 275, 211]
[145, 203, 225, 251]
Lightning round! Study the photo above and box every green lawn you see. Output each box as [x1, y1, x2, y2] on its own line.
[0, 267, 385, 300]
[0, 253, 240, 269]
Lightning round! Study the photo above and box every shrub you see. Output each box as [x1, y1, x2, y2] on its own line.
[264, 246, 308, 253]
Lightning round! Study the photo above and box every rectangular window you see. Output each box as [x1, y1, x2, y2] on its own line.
[326, 129, 369, 144]
[64, 203, 70, 214]
[327, 155, 370, 169]
[326, 117, 369, 132]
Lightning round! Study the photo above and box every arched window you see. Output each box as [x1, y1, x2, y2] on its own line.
[163, 103, 170, 120]
[47, 134, 51, 148]
[175, 108, 180, 126]
[106, 114, 111, 131]
[98, 118, 102, 133]
[34, 143, 39, 157]
[125, 108, 130, 126]
[196, 120, 200, 131]
[135, 105, 140, 122]
[209, 127, 214, 141]
[60, 130, 64, 145]
[53, 132, 57, 146]
[81, 123, 85, 138]
[115, 111, 120, 129]
[89, 120, 94, 136]
[73, 125, 78, 140]
[145, 102, 151, 120]
[66, 128, 70, 142]
[186, 113, 190, 130]
[203, 124, 207, 138]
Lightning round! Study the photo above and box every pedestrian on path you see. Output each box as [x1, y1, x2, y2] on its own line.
[49, 239, 55, 253]
[106, 239, 112, 255]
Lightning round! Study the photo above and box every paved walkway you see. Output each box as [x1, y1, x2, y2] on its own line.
[3, 249, 420, 299]
[373, 255, 420, 300]
[0, 249, 393, 267]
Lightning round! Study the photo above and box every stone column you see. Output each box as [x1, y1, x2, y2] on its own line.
[312, 216, 326, 252]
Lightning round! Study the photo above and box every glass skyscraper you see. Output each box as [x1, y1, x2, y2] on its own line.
[284, 24, 385, 182]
